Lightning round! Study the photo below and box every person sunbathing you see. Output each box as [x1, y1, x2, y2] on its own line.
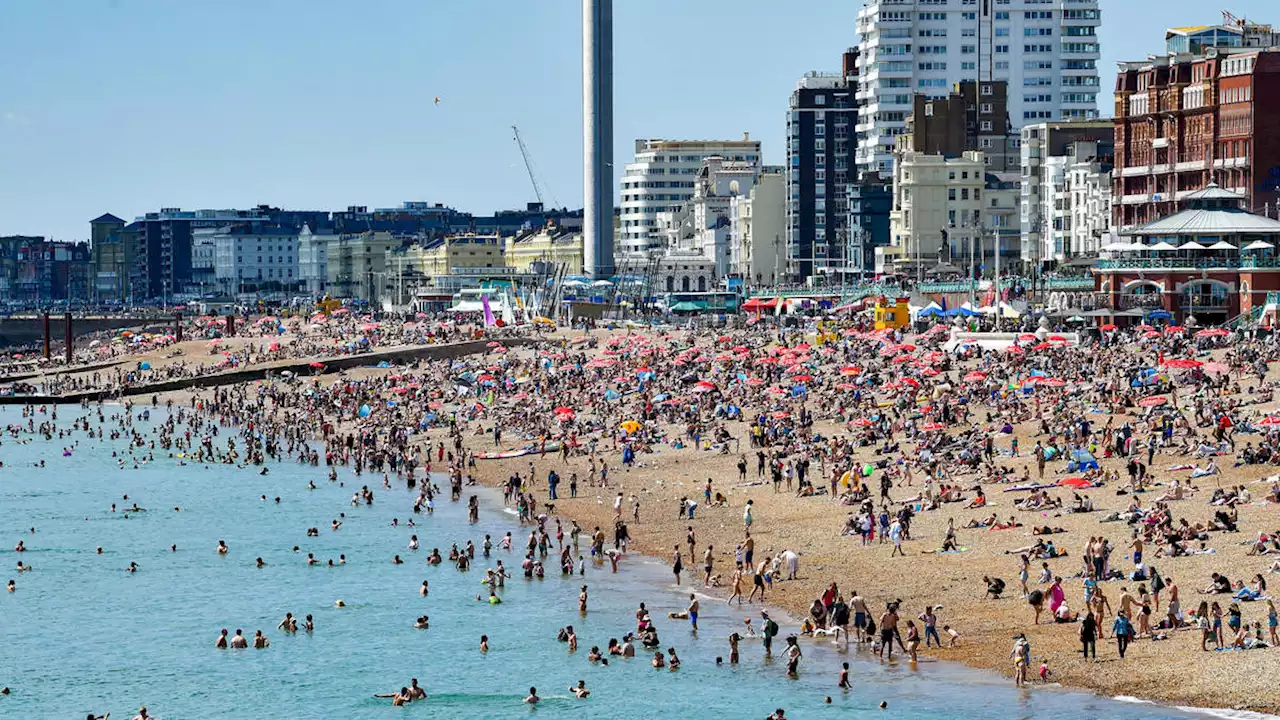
[965, 512, 998, 529]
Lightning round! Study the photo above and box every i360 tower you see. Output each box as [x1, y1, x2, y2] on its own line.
[582, 0, 615, 279]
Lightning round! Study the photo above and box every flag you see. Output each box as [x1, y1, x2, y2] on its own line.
[482, 294, 495, 327]
[775, 295, 785, 317]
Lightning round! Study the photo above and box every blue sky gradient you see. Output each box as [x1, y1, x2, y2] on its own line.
[1, 0, 1275, 241]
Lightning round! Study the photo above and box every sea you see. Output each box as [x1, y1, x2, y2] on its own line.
[0, 404, 1243, 719]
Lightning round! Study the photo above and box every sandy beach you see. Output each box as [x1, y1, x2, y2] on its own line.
[12, 316, 1280, 713]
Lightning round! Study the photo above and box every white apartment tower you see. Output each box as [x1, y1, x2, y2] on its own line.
[854, 0, 1101, 174]
[618, 138, 762, 256]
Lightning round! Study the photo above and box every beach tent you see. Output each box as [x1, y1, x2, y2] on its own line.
[1068, 449, 1099, 471]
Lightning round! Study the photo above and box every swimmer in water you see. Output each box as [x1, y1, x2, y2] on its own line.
[16, 561, 30, 572]
[217, 540, 228, 555]
[420, 580, 429, 597]
[7, 579, 15, 592]
[230, 629, 248, 648]
[256, 557, 265, 568]
[216, 629, 229, 648]
[524, 687, 539, 704]
[253, 630, 269, 648]
[126, 562, 138, 573]
[480, 635, 489, 652]
[570, 680, 590, 698]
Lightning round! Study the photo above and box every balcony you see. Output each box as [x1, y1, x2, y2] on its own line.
[1120, 165, 1150, 177]
[1183, 295, 1229, 311]
[1174, 160, 1206, 172]
[1213, 157, 1250, 169]
[1151, 138, 1169, 149]
[1118, 293, 1163, 310]
[1096, 256, 1243, 270]
[1119, 193, 1150, 205]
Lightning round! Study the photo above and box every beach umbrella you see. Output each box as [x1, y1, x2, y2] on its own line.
[1257, 416, 1280, 428]
[1042, 378, 1067, 388]
[1196, 328, 1229, 338]
[840, 366, 862, 376]
[850, 417, 874, 427]
[309, 361, 325, 369]
[619, 420, 643, 433]
[1165, 325, 1186, 334]
[1046, 334, 1067, 342]
[1058, 477, 1093, 489]
[963, 371, 987, 382]
[920, 422, 946, 432]
[1017, 333, 1037, 342]
[1100, 323, 1117, 331]
[1137, 396, 1167, 408]
[791, 375, 813, 383]
[1203, 362, 1229, 374]
[1163, 358, 1202, 369]
[836, 383, 857, 391]
[772, 411, 790, 420]
[745, 377, 765, 386]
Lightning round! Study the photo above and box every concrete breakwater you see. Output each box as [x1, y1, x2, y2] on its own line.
[0, 336, 543, 405]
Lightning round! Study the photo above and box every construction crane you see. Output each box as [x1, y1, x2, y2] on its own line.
[511, 125, 559, 208]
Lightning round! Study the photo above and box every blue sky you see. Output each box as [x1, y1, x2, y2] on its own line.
[0, 0, 1274, 242]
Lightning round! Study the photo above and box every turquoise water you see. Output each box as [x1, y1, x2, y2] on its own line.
[0, 405, 1203, 719]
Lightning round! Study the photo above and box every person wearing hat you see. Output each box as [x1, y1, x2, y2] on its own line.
[761, 610, 779, 656]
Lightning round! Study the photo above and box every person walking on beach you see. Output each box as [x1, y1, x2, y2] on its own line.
[727, 566, 744, 605]
[1010, 635, 1030, 687]
[703, 545, 715, 587]
[1113, 611, 1134, 659]
[1079, 610, 1098, 661]
[688, 594, 700, 631]
[671, 546, 683, 585]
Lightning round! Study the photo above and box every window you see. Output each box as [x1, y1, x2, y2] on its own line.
[994, 61, 1009, 70]
[995, 45, 1009, 53]
[814, 94, 826, 105]
[1025, 60, 1053, 70]
[995, 28, 1010, 37]
[948, 188, 957, 201]
[918, 78, 948, 88]
[994, 11, 1009, 19]
[961, 188, 969, 200]
[981, 120, 992, 131]
[1024, 44, 1053, 53]
[980, 103, 992, 113]
[1023, 10, 1052, 19]
[918, 45, 947, 54]
[961, 61, 976, 71]
[917, 29, 947, 37]
[917, 62, 947, 71]
[1024, 27, 1053, 36]
[962, 44, 976, 54]
[961, 12, 975, 19]
[918, 11, 945, 20]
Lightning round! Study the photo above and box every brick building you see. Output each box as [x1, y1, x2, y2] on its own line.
[1113, 49, 1280, 231]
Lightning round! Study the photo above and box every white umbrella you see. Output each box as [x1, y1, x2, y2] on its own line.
[1099, 242, 1130, 252]
[1180, 241, 1207, 250]
[1244, 240, 1275, 251]
[1147, 242, 1179, 251]
[1207, 241, 1237, 251]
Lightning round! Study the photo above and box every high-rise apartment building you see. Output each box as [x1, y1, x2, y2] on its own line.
[786, 50, 860, 283]
[618, 138, 761, 256]
[854, 0, 1101, 174]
